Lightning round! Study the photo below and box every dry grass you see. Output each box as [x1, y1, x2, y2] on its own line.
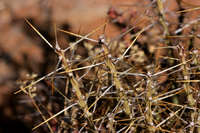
[15, 1, 200, 132]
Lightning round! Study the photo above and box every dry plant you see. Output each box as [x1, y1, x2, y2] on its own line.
[15, 0, 200, 132]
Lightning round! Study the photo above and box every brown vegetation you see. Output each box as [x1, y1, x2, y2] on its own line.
[1, 0, 200, 132]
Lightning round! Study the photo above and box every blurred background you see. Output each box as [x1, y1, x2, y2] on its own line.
[0, 0, 200, 132]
